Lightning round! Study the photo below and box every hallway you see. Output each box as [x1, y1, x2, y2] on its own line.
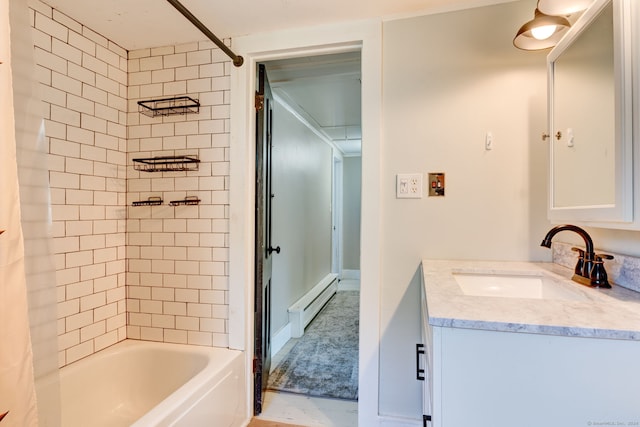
[268, 290, 359, 400]
[256, 282, 360, 426]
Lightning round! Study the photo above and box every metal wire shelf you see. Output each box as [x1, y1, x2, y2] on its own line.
[137, 96, 200, 117]
[132, 155, 200, 173]
[132, 196, 164, 207]
[169, 196, 201, 206]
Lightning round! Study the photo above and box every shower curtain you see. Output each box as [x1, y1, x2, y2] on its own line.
[0, 0, 39, 421]
[2, 0, 60, 425]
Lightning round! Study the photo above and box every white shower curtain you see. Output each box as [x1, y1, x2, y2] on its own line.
[0, 0, 39, 423]
[2, 0, 60, 424]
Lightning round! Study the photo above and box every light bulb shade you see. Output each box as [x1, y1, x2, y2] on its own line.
[513, 9, 571, 50]
[537, 0, 593, 16]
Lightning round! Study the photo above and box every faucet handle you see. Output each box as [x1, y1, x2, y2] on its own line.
[571, 247, 585, 276]
[590, 254, 614, 288]
[595, 253, 614, 261]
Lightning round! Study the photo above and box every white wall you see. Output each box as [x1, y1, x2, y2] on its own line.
[270, 100, 333, 334]
[379, 1, 551, 417]
[343, 156, 361, 271]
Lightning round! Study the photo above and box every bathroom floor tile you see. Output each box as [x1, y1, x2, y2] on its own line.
[255, 391, 358, 427]
[248, 419, 308, 427]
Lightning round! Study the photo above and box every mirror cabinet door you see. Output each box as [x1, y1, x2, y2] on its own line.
[547, 0, 634, 227]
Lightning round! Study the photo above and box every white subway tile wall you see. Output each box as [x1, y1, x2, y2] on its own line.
[30, 0, 231, 366]
[126, 41, 231, 348]
[31, 1, 127, 367]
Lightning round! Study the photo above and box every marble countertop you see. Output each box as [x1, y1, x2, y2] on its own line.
[422, 260, 640, 340]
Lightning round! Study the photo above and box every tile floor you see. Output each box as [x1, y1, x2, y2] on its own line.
[254, 391, 358, 427]
[247, 418, 307, 427]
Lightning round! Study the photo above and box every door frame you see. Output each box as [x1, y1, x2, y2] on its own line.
[229, 19, 382, 426]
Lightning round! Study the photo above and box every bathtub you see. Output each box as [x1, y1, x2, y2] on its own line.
[59, 340, 247, 427]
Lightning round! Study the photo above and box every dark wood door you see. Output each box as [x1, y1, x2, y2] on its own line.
[254, 63, 276, 415]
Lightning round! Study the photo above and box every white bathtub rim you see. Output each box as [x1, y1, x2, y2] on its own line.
[60, 339, 245, 427]
[132, 342, 244, 426]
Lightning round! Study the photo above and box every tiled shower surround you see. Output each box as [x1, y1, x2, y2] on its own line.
[30, 0, 231, 367]
[126, 43, 231, 348]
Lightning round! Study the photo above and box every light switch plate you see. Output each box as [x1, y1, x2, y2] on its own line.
[396, 173, 423, 199]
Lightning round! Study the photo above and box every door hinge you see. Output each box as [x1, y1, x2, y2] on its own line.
[423, 415, 432, 426]
[252, 357, 259, 373]
[255, 93, 264, 111]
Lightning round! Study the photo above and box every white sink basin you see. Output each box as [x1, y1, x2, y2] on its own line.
[453, 272, 587, 301]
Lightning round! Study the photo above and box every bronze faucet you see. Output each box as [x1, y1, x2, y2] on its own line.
[540, 224, 613, 288]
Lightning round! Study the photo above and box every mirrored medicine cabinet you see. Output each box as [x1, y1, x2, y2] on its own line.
[547, 0, 639, 229]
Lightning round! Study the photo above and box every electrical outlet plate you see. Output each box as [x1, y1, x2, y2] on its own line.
[397, 173, 423, 199]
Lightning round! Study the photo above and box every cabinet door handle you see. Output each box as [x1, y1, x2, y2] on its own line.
[416, 343, 425, 381]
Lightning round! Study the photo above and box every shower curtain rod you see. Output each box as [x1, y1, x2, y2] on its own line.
[165, 0, 244, 67]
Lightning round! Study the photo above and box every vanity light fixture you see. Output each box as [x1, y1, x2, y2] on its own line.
[513, 8, 571, 50]
[537, 0, 592, 16]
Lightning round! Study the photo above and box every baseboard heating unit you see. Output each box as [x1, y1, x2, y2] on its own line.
[288, 273, 338, 338]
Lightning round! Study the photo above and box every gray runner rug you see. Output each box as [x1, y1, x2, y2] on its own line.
[267, 290, 359, 400]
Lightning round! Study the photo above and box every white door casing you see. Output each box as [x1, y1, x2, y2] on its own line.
[228, 19, 383, 426]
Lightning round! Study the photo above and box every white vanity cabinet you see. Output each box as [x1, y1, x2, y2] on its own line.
[421, 325, 640, 427]
[419, 283, 432, 426]
[421, 261, 640, 427]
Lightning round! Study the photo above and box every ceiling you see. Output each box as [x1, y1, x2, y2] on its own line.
[43, 0, 516, 51]
[266, 52, 362, 156]
[41, 0, 515, 156]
